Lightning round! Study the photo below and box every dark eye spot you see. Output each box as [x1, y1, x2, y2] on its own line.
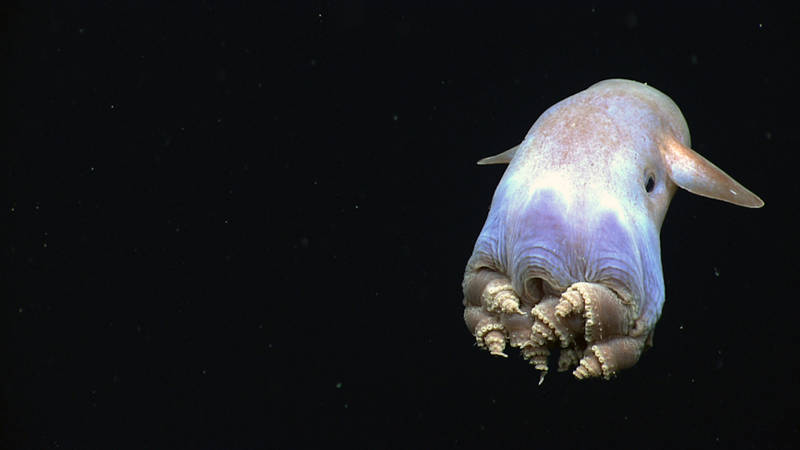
[645, 174, 655, 193]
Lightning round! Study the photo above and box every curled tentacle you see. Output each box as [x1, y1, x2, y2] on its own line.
[556, 282, 636, 343]
[464, 306, 506, 355]
[532, 295, 581, 348]
[574, 336, 646, 379]
[483, 330, 508, 357]
[482, 278, 524, 315]
[521, 342, 550, 374]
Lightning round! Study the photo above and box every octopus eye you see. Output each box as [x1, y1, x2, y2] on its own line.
[645, 174, 655, 193]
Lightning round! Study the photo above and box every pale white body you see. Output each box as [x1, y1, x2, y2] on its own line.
[462, 79, 762, 380]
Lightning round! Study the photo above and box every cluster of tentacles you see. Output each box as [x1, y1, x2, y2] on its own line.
[463, 270, 646, 382]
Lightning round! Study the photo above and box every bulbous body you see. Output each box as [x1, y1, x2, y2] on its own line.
[463, 79, 762, 380]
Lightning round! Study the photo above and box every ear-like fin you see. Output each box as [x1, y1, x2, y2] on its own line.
[661, 137, 764, 208]
[477, 145, 519, 165]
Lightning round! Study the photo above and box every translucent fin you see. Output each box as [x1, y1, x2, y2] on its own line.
[477, 145, 519, 165]
[661, 137, 764, 208]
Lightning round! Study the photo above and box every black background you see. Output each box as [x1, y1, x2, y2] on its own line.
[7, 2, 798, 449]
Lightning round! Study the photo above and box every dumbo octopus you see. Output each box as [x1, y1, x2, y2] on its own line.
[462, 79, 763, 382]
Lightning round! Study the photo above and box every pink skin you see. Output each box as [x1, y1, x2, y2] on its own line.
[463, 79, 763, 380]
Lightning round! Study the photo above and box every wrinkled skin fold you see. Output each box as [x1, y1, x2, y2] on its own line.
[462, 79, 763, 381]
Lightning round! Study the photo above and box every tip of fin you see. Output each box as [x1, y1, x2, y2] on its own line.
[477, 145, 519, 165]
